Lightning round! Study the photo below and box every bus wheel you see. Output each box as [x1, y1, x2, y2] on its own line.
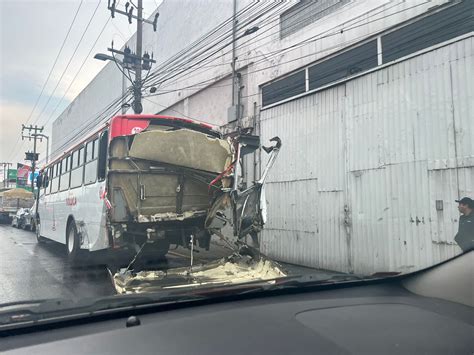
[36, 217, 45, 243]
[66, 221, 81, 264]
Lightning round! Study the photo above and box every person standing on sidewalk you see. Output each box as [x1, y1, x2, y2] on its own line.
[454, 197, 474, 252]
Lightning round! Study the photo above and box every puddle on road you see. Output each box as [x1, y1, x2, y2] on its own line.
[112, 253, 287, 294]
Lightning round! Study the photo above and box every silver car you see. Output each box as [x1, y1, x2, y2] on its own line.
[11, 207, 35, 231]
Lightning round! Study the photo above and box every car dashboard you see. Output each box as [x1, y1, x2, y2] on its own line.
[1, 252, 473, 354]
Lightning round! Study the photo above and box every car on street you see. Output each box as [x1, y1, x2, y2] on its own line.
[11, 208, 31, 230]
[25, 204, 37, 232]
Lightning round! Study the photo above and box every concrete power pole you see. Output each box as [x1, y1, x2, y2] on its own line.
[105, 0, 159, 114]
[0, 162, 12, 188]
[21, 124, 44, 193]
[135, 0, 143, 115]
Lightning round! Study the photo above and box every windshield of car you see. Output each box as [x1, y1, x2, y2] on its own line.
[0, 0, 472, 326]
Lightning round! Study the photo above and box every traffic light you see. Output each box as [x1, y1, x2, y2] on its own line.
[25, 152, 39, 161]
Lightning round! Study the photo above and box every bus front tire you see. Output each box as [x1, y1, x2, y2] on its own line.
[66, 221, 81, 265]
[36, 218, 45, 243]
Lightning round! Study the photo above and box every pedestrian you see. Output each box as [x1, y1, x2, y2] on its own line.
[454, 197, 474, 252]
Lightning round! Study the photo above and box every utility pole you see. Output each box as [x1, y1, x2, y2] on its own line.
[21, 125, 43, 193]
[105, 0, 159, 114]
[0, 162, 12, 188]
[135, 0, 143, 114]
[231, 0, 237, 108]
[228, 0, 259, 126]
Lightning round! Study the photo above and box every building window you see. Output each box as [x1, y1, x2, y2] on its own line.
[382, 0, 473, 63]
[308, 40, 377, 91]
[263, 0, 471, 108]
[262, 70, 306, 107]
[280, 0, 350, 38]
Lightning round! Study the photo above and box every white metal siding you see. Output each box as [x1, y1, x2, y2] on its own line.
[260, 37, 473, 275]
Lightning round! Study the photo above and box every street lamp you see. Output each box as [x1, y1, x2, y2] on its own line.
[94, 53, 129, 114]
[94, 53, 117, 62]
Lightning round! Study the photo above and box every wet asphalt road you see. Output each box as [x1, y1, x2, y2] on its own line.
[0, 224, 340, 304]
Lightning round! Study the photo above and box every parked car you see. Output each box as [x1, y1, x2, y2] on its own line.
[25, 204, 37, 232]
[11, 208, 31, 229]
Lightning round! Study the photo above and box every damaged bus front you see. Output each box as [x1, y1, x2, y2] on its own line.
[106, 115, 280, 259]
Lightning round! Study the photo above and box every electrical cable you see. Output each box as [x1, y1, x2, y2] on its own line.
[34, 0, 465, 164]
[32, 0, 102, 126]
[143, 2, 279, 87]
[45, 17, 113, 127]
[7, 0, 85, 162]
[143, 11, 470, 110]
[142, 1, 436, 99]
[45, 93, 133, 163]
[142, 0, 425, 91]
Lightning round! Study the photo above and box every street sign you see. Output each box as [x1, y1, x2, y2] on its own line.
[7, 169, 17, 182]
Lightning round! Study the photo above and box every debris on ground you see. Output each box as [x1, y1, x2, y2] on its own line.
[112, 253, 287, 294]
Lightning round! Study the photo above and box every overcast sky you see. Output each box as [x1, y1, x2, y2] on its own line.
[0, 0, 160, 176]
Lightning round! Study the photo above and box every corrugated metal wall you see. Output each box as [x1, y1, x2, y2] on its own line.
[259, 37, 473, 275]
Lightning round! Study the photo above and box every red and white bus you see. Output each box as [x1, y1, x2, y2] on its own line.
[35, 114, 280, 265]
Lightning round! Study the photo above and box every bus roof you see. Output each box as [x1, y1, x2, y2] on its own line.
[109, 114, 218, 140]
[42, 114, 219, 169]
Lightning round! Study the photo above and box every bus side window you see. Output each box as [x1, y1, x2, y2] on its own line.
[46, 168, 52, 195]
[84, 140, 98, 185]
[60, 156, 70, 191]
[71, 148, 85, 189]
[98, 130, 108, 182]
[54, 163, 60, 193]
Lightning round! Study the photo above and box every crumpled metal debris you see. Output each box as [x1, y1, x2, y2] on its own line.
[112, 253, 287, 294]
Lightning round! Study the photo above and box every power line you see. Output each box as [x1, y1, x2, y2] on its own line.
[142, 2, 277, 88]
[25, 0, 85, 126]
[142, 0, 420, 91]
[7, 0, 85, 162]
[43, 92, 132, 164]
[28, 0, 452, 164]
[50, 3, 467, 163]
[32, 0, 102, 126]
[45, 17, 113, 126]
[142, 1, 431, 99]
[143, 4, 468, 107]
